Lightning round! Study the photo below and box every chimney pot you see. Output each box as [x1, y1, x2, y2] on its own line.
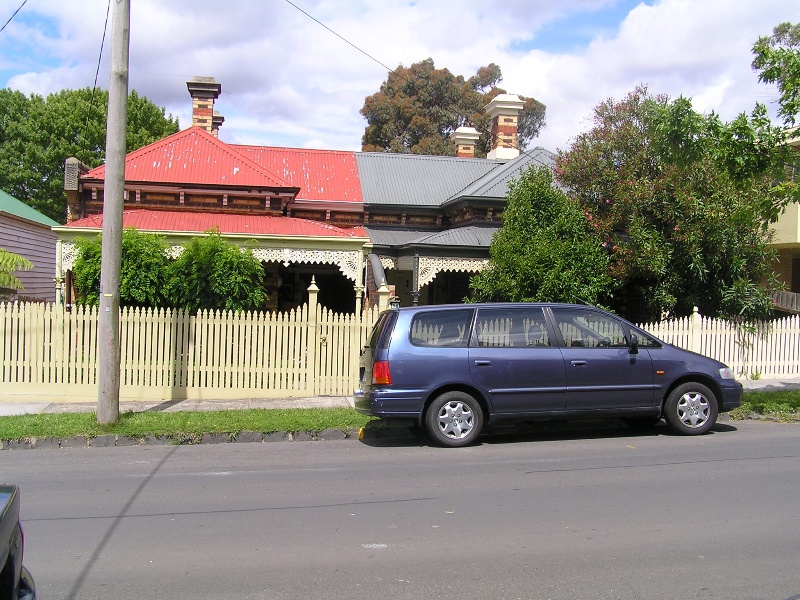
[187, 76, 222, 134]
[484, 93, 525, 160]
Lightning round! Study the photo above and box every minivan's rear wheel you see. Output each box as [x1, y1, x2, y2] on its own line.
[425, 391, 483, 447]
[664, 383, 718, 435]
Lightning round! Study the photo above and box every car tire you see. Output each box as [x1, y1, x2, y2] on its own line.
[425, 391, 484, 447]
[664, 382, 718, 435]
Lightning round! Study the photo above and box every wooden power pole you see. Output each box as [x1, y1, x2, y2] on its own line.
[97, 0, 131, 425]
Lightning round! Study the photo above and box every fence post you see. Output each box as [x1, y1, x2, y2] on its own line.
[690, 306, 701, 354]
[307, 277, 319, 395]
[377, 284, 390, 312]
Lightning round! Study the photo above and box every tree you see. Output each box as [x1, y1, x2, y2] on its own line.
[360, 58, 545, 157]
[0, 248, 33, 300]
[73, 229, 172, 308]
[752, 21, 800, 126]
[0, 88, 180, 223]
[470, 166, 611, 305]
[166, 230, 267, 314]
[556, 86, 789, 323]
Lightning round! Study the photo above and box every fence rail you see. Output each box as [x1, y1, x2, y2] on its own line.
[1, 302, 798, 404]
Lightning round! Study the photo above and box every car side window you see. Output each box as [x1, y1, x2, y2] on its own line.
[475, 308, 551, 348]
[410, 309, 473, 348]
[551, 308, 628, 348]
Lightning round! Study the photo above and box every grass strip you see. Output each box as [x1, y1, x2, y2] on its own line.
[0, 408, 373, 441]
[732, 389, 800, 422]
[1, 390, 798, 442]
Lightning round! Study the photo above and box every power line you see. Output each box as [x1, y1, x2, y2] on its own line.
[282, 0, 395, 75]
[0, 0, 29, 34]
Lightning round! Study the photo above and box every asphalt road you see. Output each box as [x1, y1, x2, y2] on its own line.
[4, 420, 800, 600]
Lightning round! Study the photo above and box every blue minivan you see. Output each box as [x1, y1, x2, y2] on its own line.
[354, 303, 743, 447]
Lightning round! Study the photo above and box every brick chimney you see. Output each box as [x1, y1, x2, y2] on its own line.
[485, 94, 525, 160]
[451, 126, 480, 158]
[187, 76, 222, 136]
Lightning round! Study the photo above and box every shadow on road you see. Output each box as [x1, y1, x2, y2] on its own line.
[359, 418, 738, 448]
[65, 447, 179, 600]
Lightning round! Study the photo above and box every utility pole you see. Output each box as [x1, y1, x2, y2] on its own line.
[97, 0, 130, 425]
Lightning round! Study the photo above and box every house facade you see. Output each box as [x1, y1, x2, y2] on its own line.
[55, 77, 552, 313]
[0, 189, 59, 302]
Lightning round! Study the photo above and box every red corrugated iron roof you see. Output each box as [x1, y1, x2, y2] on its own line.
[233, 145, 362, 203]
[64, 210, 368, 238]
[84, 127, 295, 189]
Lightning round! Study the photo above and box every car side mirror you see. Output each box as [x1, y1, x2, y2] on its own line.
[628, 333, 639, 355]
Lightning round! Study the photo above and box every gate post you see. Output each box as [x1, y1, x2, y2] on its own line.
[690, 306, 701, 354]
[377, 284, 390, 312]
[307, 277, 320, 395]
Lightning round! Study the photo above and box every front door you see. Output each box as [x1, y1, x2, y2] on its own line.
[549, 307, 654, 412]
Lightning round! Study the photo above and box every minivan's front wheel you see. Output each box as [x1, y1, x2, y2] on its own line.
[426, 391, 484, 447]
[664, 383, 718, 435]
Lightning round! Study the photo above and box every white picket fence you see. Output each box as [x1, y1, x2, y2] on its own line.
[639, 308, 800, 379]
[1, 301, 798, 405]
[0, 286, 381, 403]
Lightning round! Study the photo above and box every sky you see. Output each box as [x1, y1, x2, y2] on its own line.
[1, 0, 799, 154]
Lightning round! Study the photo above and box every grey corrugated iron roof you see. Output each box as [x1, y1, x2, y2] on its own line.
[366, 225, 500, 249]
[356, 152, 501, 208]
[444, 147, 557, 204]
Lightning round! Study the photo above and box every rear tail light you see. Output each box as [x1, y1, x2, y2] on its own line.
[372, 360, 392, 385]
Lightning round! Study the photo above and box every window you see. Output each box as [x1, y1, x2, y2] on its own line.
[410, 309, 473, 348]
[551, 308, 628, 348]
[475, 307, 550, 348]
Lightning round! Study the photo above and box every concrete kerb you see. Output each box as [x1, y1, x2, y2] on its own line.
[0, 425, 416, 451]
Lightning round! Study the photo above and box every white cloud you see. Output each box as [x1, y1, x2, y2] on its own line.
[1, 0, 798, 152]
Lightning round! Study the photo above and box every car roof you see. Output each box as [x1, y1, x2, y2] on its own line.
[393, 302, 596, 313]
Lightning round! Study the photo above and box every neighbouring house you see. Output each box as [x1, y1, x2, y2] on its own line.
[771, 134, 800, 314]
[56, 76, 555, 312]
[0, 189, 59, 302]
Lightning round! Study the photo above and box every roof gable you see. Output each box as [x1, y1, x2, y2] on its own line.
[84, 127, 295, 189]
[445, 147, 557, 204]
[233, 145, 362, 204]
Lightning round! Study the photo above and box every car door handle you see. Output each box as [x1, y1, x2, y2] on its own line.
[571, 360, 588, 367]
[474, 360, 492, 366]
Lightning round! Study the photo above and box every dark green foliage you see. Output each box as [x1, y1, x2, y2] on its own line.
[73, 229, 171, 307]
[0, 87, 179, 223]
[470, 166, 611, 305]
[556, 87, 789, 322]
[73, 229, 268, 312]
[360, 58, 546, 156]
[752, 21, 800, 126]
[166, 230, 267, 313]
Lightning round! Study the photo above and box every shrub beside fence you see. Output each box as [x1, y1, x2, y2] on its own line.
[1, 301, 798, 404]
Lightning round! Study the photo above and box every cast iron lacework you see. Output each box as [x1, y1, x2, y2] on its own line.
[250, 248, 360, 281]
[417, 257, 489, 288]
